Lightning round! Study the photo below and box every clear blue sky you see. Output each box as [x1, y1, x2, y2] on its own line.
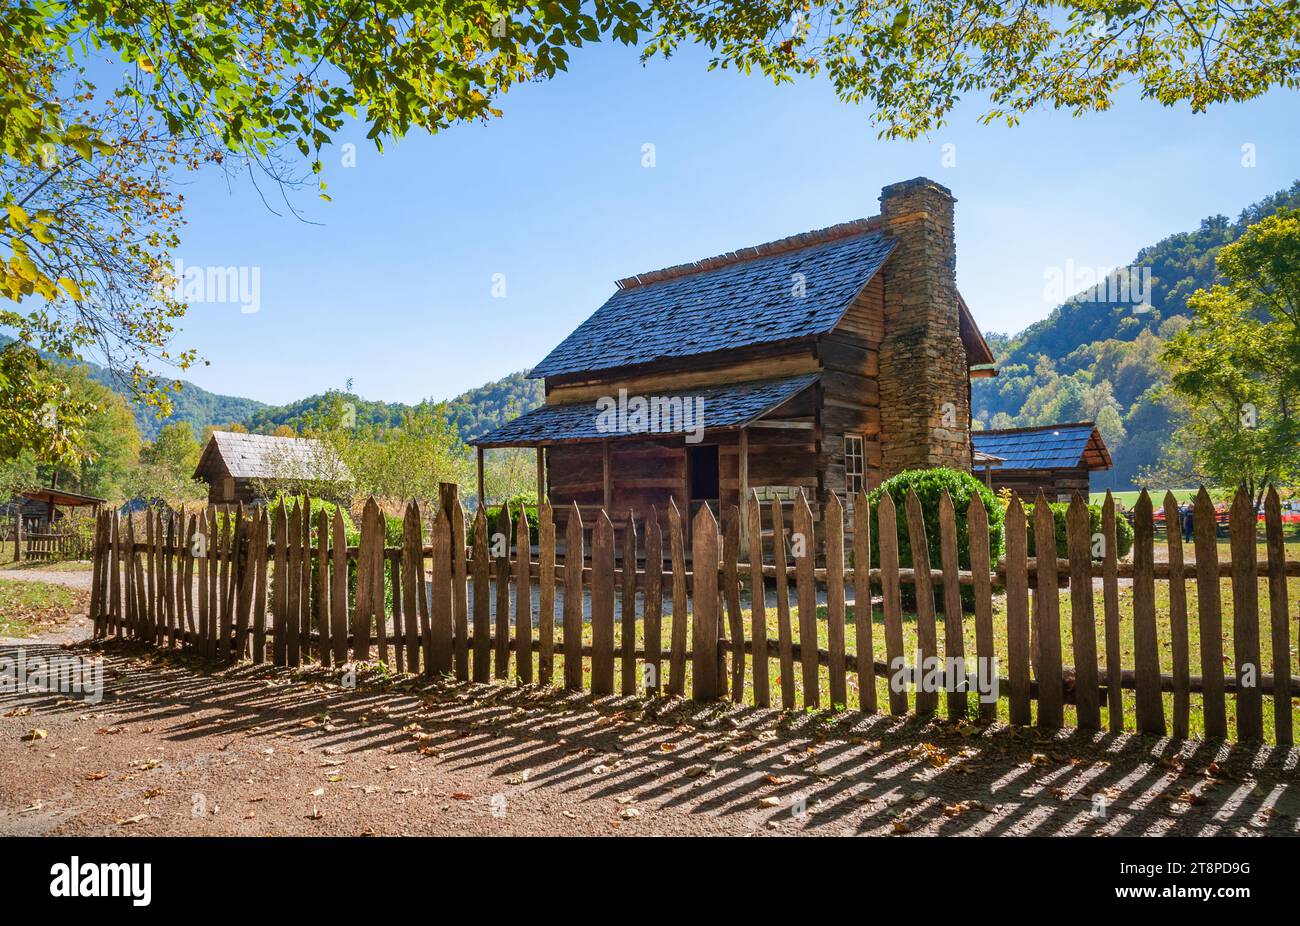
[168, 41, 1300, 407]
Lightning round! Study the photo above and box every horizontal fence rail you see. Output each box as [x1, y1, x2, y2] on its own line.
[85, 485, 1298, 744]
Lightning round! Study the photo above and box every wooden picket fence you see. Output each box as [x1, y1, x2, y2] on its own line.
[85, 485, 1299, 743]
[21, 529, 89, 562]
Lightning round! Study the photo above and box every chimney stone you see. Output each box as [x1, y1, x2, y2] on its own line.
[876, 177, 971, 476]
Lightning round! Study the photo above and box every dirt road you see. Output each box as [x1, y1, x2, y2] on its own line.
[1, 632, 1297, 836]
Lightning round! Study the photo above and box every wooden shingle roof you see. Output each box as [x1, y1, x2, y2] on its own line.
[195, 431, 350, 482]
[530, 222, 897, 380]
[473, 374, 819, 447]
[972, 423, 1112, 472]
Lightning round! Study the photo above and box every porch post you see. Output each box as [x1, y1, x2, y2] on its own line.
[536, 447, 546, 505]
[738, 427, 750, 549]
[602, 442, 612, 513]
[476, 446, 486, 509]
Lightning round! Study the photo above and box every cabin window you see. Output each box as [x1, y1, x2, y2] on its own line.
[845, 433, 865, 496]
[222, 475, 235, 501]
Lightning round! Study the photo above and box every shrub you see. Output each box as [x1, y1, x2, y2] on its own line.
[488, 494, 539, 547]
[1023, 501, 1135, 560]
[261, 494, 359, 545]
[867, 468, 1006, 592]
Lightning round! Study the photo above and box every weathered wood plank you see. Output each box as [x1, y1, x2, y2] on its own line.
[314, 508, 329, 666]
[1228, 487, 1263, 742]
[644, 508, 663, 694]
[164, 513, 178, 647]
[494, 503, 511, 679]
[722, 505, 744, 702]
[234, 508, 257, 659]
[938, 491, 966, 720]
[514, 506, 532, 684]
[297, 500, 312, 664]
[1192, 486, 1227, 739]
[330, 509, 347, 665]
[144, 512, 156, 645]
[352, 501, 372, 662]
[620, 512, 637, 695]
[878, 493, 906, 716]
[563, 503, 585, 690]
[1101, 493, 1124, 732]
[271, 507, 287, 665]
[747, 492, 770, 708]
[108, 512, 118, 634]
[691, 503, 720, 701]
[667, 499, 688, 697]
[1132, 490, 1165, 736]
[905, 489, 938, 717]
[591, 510, 616, 695]
[1264, 486, 1292, 745]
[389, 549, 404, 673]
[537, 503, 555, 686]
[794, 492, 819, 709]
[1067, 494, 1101, 731]
[1033, 491, 1064, 729]
[1163, 492, 1190, 738]
[852, 492, 875, 713]
[252, 511, 268, 663]
[429, 505, 453, 676]
[968, 494, 994, 723]
[401, 502, 423, 674]
[771, 496, 796, 709]
[286, 501, 301, 667]
[451, 495, 469, 681]
[472, 508, 491, 683]
[1005, 495, 1032, 726]
[825, 493, 848, 708]
[109, 513, 121, 638]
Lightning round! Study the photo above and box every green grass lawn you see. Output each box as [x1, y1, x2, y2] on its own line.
[0, 578, 88, 637]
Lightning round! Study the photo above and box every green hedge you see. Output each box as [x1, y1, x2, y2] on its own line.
[1023, 501, 1134, 560]
[866, 467, 1006, 578]
[488, 494, 540, 547]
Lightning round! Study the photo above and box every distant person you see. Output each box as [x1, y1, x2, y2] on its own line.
[1181, 503, 1195, 542]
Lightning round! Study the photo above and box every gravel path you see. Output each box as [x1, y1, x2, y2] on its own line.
[1, 637, 1297, 836]
[0, 568, 94, 591]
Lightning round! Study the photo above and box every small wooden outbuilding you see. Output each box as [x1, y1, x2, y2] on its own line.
[193, 431, 350, 505]
[971, 422, 1113, 501]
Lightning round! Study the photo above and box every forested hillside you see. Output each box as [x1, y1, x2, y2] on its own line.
[973, 181, 1300, 489]
[0, 334, 266, 440]
[239, 371, 544, 441]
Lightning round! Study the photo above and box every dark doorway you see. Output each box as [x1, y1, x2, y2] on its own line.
[687, 445, 719, 502]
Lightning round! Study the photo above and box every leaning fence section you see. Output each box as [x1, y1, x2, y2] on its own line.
[86, 485, 1298, 744]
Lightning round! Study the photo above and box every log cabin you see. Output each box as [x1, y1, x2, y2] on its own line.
[472, 177, 997, 537]
[972, 422, 1113, 501]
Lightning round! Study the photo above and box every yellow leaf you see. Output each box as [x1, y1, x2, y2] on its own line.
[57, 277, 84, 301]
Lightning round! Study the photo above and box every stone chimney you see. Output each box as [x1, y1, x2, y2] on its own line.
[876, 177, 971, 475]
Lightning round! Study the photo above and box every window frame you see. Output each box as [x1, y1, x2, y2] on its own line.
[844, 432, 865, 496]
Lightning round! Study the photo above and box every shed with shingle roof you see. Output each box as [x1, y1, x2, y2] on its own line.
[194, 431, 350, 505]
[972, 422, 1112, 500]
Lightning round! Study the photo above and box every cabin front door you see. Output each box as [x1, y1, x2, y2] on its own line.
[687, 444, 719, 521]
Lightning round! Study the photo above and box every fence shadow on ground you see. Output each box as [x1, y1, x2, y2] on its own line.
[6, 640, 1296, 836]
